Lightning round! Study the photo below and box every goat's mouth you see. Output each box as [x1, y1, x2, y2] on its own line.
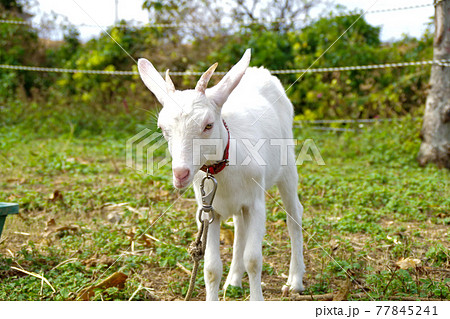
[173, 175, 192, 189]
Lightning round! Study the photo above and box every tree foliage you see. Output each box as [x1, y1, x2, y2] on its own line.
[0, 0, 41, 97]
[203, 14, 433, 118]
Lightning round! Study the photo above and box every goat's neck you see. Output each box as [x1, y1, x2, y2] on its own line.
[205, 117, 229, 166]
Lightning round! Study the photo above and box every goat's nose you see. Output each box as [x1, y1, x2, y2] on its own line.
[173, 167, 190, 180]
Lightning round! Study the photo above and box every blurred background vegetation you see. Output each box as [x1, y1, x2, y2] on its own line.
[1, 0, 434, 137]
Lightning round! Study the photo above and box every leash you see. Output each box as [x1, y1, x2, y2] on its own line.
[185, 120, 230, 300]
[184, 173, 217, 301]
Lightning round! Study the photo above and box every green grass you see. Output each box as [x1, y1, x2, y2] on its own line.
[0, 106, 448, 301]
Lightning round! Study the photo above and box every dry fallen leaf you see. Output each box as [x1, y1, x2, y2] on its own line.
[395, 257, 421, 270]
[333, 279, 351, 301]
[78, 272, 128, 300]
[44, 222, 80, 238]
[48, 190, 63, 202]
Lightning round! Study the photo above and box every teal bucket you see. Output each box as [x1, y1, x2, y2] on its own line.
[0, 203, 19, 239]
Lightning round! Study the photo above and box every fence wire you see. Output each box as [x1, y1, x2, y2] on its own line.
[1, 59, 449, 76]
[295, 118, 418, 124]
[294, 117, 420, 132]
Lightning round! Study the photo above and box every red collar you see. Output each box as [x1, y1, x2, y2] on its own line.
[200, 119, 230, 175]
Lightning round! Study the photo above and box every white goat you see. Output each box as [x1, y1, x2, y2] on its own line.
[137, 49, 305, 301]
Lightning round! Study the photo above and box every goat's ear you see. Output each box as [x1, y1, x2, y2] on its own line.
[207, 48, 251, 107]
[137, 58, 167, 105]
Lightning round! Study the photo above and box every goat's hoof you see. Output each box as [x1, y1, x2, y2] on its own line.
[224, 276, 243, 289]
[282, 283, 304, 297]
[281, 285, 290, 297]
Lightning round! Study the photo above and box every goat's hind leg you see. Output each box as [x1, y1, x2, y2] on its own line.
[277, 167, 305, 294]
[243, 196, 266, 301]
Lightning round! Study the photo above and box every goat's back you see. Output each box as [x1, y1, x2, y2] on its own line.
[216, 67, 296, 188]
[222, 67, 294, 140]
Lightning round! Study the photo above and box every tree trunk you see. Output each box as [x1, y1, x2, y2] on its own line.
[417, 0, 450, 169]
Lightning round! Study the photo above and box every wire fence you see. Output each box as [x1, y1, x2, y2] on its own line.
[1, 59, 449, 76]
[296, 117, 417, 124]
[293, 117, 420, 132]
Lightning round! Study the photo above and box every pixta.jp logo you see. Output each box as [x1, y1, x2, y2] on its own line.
[127, 129, 325, 175]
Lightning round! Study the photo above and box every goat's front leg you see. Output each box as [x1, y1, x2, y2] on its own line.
[203, 213, 222, 301]
[244, 198, 266, 301]
[224, 212, 246, 292]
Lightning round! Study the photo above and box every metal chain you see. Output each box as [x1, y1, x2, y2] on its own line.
[1, 59, 449, 77]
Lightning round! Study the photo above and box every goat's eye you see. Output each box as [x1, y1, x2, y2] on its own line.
[160, 128, 169, 138]
[204, 123, 213, 131]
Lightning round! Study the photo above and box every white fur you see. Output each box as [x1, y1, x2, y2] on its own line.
[138, 49, 305, 301]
